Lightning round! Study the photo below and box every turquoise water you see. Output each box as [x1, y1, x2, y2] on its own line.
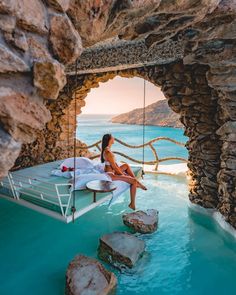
[1, 116, 236, 295]
[1, 174, 236, 295]
[77, 114, 188, 163]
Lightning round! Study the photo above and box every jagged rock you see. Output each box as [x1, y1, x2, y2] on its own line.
[98, 232, 145, 268]
[46, 0, 70, 12]
[0, 44, 29, 73]
[0, 0, 48, 33]
[0, 15, 16, 32]
[16, 0, 48, 34]
[217, 121, 236, 136]
[4, 29, 28, 52]
[0, 0, 15, 13]
[0, 87, 51, 142]
[0, 127, 21, 179]
[65, 255, 117, 295]
[207, 67, 236, 92]
[49, 14, 83, 65]
[122, 210, 158, 234]
[27, 37, 51, 61]
[33, 60, 66, 100]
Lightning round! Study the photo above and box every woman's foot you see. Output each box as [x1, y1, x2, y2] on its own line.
[137, 181, 147, 191]
[128, 203, 136, 210]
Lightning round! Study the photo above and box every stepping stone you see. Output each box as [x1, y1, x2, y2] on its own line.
[122, 209, 158, 234]
[98, 232, 145, 269]
[65, 255, 117, 295]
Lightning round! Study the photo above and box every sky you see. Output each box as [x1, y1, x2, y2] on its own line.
[82, 76, 165, 114]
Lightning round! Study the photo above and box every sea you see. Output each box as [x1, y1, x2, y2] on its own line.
[77, 114, 188, 164]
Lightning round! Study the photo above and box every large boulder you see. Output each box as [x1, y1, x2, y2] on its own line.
[65, 255, 117, 295]
[122, 209, 158, 234]
[98, 232, 145, 268]
[0, 87, 51, 142]
[49, 14, 83, 65]
[0, 127, 21, 178]
[27, 37, 52, 62]
[0, 0, 48, 33]
[33, 60, 66, 100]
[45, 0, 70, 12]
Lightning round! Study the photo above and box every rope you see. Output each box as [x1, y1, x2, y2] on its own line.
[71, 59, 78, 222]
[142, 78, 146, 174]
[66, 83, 70, 158]
[77, 137, 186, 149]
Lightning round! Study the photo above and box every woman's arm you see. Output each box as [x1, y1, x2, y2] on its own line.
[105, 150, 123, 175]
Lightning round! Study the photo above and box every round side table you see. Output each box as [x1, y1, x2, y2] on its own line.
[86, 180, 117, 203]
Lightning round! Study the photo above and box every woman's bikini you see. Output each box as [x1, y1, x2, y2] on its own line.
[103, 147, 115, 175]
[103, 146, 147, 191]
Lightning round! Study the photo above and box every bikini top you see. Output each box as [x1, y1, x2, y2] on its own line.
[103, 147, 112, 166]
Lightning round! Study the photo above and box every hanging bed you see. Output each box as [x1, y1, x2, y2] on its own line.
[0, 159, 143, 223]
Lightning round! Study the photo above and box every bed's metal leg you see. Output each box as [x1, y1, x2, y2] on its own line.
[93, 192, 96, 203]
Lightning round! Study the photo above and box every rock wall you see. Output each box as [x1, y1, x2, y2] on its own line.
[0, 0, 83, 175]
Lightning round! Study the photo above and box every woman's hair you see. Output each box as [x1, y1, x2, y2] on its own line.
[101, 134, 112, 163]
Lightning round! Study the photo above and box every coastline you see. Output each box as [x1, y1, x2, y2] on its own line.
[109, 120, 183, 129]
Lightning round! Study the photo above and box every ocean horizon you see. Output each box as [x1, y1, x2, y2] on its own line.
[77, 114, 188, 165]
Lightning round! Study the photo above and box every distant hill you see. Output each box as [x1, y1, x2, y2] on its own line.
[111, 99, 183, 128]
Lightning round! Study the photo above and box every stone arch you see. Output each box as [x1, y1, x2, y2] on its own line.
[15, 60, 222, 221]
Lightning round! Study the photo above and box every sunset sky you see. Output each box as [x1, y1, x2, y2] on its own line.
[82, 76, 165, 114]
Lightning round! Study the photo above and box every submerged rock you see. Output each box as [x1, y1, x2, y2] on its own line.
[65, 255, 117, 295]
[98, 232, 145, 268]
[122, 210, 158, 234]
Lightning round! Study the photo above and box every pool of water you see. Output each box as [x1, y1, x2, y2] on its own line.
[1, 174, 236, 295]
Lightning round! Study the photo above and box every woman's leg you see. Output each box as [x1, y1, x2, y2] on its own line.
[120, 163, 147, 191]
[129, 182, 137, 210]
[120, 163, 135, 177]
[109, 174, 137, 210]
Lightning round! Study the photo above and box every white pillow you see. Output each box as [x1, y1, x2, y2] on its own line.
[60, 157, 94, 170]
[72, 173, 111, 191]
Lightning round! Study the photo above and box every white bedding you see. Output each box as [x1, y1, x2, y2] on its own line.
[51, 157, 131, 204]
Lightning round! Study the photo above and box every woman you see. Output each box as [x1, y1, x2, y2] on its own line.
[101, 134, 147, 210]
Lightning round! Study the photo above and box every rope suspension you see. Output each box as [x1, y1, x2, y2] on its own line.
[66, 83, 70, 159]
[142, 78, 146, 175]
[71, 59, 79, 222]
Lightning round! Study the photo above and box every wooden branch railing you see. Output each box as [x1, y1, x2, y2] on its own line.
[77, 137, 187, 171]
